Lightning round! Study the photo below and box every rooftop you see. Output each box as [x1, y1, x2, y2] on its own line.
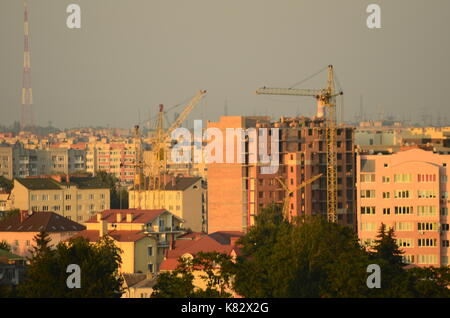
[0, 212, 86, 232]
[85, 209, 169, 224]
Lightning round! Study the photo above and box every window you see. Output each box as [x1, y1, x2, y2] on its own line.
[396, 238, 413, 248]
[442, 224, 450, 231]
[77, 194, 82, 200]
[65, 194, 72, 200]
[417, 206, 437, 216]
[394, 174, 412, 183]
[89, 194, 94, 200]
[394, 206, 413, 215]
[417, 222, 439, 231]
[360, 174, 375, 183]
[417, 255, 437, 265]
[147, 263, 154, 273]
[383, 208, 391, 215]
[42, 206, 49, 211]
[418, 238, 437, 247]
[402, 255, 415, 264]
[360, 222, 376, 231]
[65, 205, 72, 211]
[382, 176, 390, 183]
[394, 190, 410, 199]
[360, 190, 376, 198]
[442, 240, 449, 248]
[382, 192, 390, 199]
[41, 194, 49, 201]
[159, 219, 165, 229]
[418, 174, 436, 183]
[53, 205, 60, 211]
[417, 190, 436, 198]
[395, 222, 413, 231]
[360, 206, 376, 215]
[54, 194, 61, 200]
[100, 193, 105, 199]
[31, 195, 37, 201]
[441, 208, 449, 216]
[147, 246, 153, 256]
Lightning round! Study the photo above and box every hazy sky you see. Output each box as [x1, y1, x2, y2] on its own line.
[1, 0, 449, 129]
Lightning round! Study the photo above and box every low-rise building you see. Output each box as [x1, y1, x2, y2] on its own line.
[72, 209, 184, 274]
[121, 273, 157, 298]
[160, 231, 243, 296]
[129, 177, 205, 233]
[11, 175, 110, 223]
[0, 210, 86, 257]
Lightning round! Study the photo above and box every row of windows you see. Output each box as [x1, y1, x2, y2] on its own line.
[31, 193, 105, 201]
[362, 174, 447, 184]
[360, 222, 449, 232]
[31, 204, 104, 212]
[362, 190, 438, 199]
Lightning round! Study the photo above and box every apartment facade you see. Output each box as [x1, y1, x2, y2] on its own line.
[357, 148, 449, 267]
[11, 176, 110, 223]
[207, 115, 356, 233]
[129, 177, 204, 233]
[72, 209, 184, 274]
[86, 141, 136, 184]
[0, 210, 85, 257]
[0, 143, 86, 179]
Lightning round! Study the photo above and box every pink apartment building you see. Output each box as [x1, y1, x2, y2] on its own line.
[357, 147, 449, 267]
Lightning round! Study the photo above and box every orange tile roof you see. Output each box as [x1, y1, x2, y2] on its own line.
[85, 209, 167, 224]
[160, 231, 244, 271]
[70, 229, 147, 242]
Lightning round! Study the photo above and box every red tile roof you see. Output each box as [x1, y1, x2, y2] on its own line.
[0, 212, 85, 232]
[160, 231, 244, 271]
[70, 230, 147, 242]
[85, 209, 167, 224]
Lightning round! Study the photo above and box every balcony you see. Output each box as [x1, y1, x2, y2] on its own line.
[144, 225, 184, 234]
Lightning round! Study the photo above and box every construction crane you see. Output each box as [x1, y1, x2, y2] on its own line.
[124, 90, 207, 209]
[148, 90, 207, 190]
[256, 65, 343, 223]
[276, 174, 322, 219]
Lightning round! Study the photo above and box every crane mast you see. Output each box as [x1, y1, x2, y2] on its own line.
[256, 65, 342, 223]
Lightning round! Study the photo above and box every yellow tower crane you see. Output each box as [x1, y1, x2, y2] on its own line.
[256, 65, 342, 223]
[276, 174, 322, 220]
[125, 90, 207, 209]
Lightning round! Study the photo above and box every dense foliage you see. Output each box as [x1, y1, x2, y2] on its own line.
[17, 232, 124, 298]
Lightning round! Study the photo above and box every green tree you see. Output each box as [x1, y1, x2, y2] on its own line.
[18, 235, 124, 298]
[96, 171, 128, 209]
[234, 205, 373, 298]
[0, 240, 11, 252]
[367, 224, 413, 297]
[0, 209, 20, 222]
[152, 252, 234, 298]
[408, 266, 450, 298]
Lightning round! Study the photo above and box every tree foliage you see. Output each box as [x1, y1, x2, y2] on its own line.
[152, 252, 234, 298]
[96, 171, 128, 209]
[18, 233, 124, 298]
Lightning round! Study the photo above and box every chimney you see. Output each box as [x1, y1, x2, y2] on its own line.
[96, 212, 102, 222]
[126, 213, 133, 223]
[20, 210, 29, 223]
[99, 220, 108, 237]
[116, 213, 122, 223]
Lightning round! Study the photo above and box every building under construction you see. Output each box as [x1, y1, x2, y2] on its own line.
[207, 114, 356, 234]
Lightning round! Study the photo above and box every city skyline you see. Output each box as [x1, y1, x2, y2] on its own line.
[1, 1, 450, 129]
